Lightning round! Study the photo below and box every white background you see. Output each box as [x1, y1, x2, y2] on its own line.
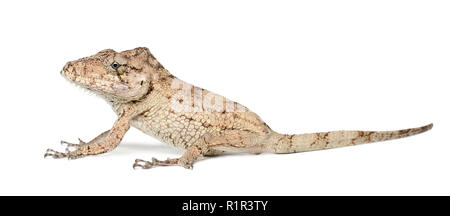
[0, 0, 448, 195]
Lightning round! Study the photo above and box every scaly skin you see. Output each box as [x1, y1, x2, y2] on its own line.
[44, 47, 433, 169]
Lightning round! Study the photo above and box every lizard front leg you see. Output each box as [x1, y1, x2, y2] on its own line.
[44, 110, 132, 160]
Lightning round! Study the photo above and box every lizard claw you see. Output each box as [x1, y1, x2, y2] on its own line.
[78, 138, 86, 145]
[181, 162, 194, 170]
[44, 148, 68, 159]
[60, 138, 86, 151]
[133, 158, 155, 169]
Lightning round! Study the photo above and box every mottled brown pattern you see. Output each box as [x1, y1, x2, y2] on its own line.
[44, 47, 433, 169]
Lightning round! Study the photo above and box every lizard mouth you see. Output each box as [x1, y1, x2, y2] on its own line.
[60, 67, 132, 98]
[60, 65, 98, 92]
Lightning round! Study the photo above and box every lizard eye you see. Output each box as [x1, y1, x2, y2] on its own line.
[111, 62, 121, 70]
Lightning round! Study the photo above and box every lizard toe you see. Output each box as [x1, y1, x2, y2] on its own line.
[44, 148, 68, 159]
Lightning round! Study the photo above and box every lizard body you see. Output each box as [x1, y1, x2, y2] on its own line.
[44, 47, 433, 169]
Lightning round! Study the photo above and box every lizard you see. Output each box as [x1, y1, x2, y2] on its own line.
[44, 47, 433, 169]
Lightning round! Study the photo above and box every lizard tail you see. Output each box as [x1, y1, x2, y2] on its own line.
[267, 123, 433, 153]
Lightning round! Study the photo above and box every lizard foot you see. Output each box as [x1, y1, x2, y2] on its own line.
[44, 149, 68, 159]
[60, 138, 86, 151]
[44, 148, 85, 160]
[133, 158, 193, 170]
[44, 138, 88, 159]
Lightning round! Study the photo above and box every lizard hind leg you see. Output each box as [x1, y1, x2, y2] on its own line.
[133, 143, 207, 170]
[132, 133, 224, 170]
[132, 131, 269, 170]
[133, 133, 214, 170]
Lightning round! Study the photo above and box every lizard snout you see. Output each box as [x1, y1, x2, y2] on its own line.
[61, 62, 74, 77]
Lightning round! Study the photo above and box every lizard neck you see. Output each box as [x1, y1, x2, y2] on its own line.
[107, 66, 176, 117]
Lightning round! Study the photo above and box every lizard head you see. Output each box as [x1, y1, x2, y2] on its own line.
[61, 47, 153, 102]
